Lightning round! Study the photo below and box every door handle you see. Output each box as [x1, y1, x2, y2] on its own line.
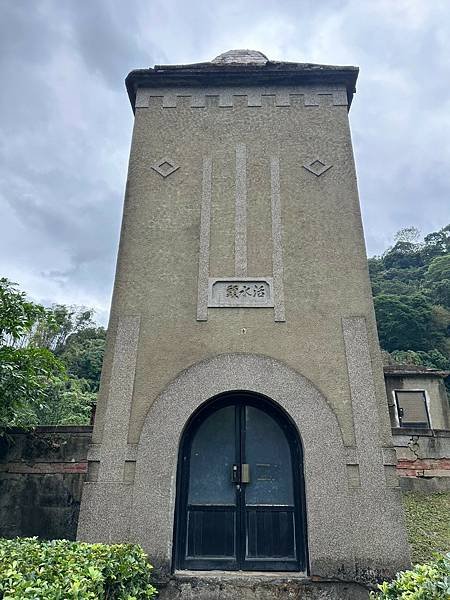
[241, 463, 250, 484]
[231, 464, 251, 484]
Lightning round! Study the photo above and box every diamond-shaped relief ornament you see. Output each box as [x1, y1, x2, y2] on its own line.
[151, 158, 179, 178]
[303, 159, 332, 177]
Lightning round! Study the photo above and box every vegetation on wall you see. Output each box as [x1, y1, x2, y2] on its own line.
[0, 538, 157, 599]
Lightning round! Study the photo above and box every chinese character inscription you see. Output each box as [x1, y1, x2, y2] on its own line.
[225, 284, 266, 299]
[208, 278, 274, 308]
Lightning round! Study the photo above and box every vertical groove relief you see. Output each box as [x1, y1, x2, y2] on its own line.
[235, 144, 247, 277]
[342, 317, 385, 490]
[98, 315, 141, 482]
[271, 157, 286, 322]
[196, 157, 212, 321]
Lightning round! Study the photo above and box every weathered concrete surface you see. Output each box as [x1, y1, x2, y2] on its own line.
[0, 427, 91, 540]
[157, 573, 370, 600]
[78, 50, 409, 580]
[92, 62, 380, 450]
[393, 428, 450, 491]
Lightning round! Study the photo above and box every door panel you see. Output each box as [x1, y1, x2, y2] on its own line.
[188, 405, 236, 505]
[187, 508, 236, 558]
[185, 405, 237, 566]
[246, 508, 296, 558]
[242, 404, 298, 568]
[176, 394, 306, 571]
[244, 405, 294, 505]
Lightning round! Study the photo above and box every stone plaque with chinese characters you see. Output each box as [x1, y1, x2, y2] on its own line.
[208, 278, 274, 308]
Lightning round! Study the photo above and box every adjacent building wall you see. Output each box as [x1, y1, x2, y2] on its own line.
[385, 373, 449, 430]
[394, 428, 450, 492]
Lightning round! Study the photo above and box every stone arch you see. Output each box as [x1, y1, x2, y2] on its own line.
[129, 353, 355, 577]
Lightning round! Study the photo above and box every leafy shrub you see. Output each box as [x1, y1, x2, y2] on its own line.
[0, 537, 157, 599]
[370, 553, 450, 599]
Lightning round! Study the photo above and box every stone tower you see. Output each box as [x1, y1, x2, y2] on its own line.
[78, 50, 410, 597]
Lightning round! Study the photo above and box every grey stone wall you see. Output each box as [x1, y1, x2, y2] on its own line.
[0, 427, 91, 540]
[157, 572, 370, 600]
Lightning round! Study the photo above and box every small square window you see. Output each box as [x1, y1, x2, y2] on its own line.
[394, 391, 430, 429]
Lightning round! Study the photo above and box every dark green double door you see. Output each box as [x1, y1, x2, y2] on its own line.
[175, 393, 306, 571]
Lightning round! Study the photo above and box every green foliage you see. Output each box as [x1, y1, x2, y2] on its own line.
[388, 350, 450, 371]
[424, 255, 450, 310]
[0, 346, 65, 430]
[0, 280, 67, 433]
[402, 492, 450, 565]
[34, 377, 96, 426]
[58, 327, 106, 392]
[374, 294, 437, 352]
[383, 241, 424, 270]
[0, 537, 157, 599]
[422, 226, 450, 262]
[0, 278, 46, 345]
[30, 305, 97, 354]
[370, 224, 450, 371]
[0, 278, 104, 430]
[370, 553, 450, 599]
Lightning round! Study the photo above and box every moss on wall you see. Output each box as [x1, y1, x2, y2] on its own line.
[402, 492, 450, 563]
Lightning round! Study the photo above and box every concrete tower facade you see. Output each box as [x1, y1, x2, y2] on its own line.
[78, 50, 410, 598]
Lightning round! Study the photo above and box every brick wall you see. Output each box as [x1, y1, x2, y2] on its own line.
[393, 428, 450, 492]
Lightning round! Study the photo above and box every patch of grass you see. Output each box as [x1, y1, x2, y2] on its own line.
[402, 491, 450, 564]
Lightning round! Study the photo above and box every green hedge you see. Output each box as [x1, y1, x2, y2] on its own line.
[0, 538, 157, 599]
[370, 553, 450, 599]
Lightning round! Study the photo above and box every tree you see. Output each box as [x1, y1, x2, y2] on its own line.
[421, 224, 450, 262]
[0, 279, 65, 431]
[34, 376, 96, 425]
[394, 226, 421, 244]
[370, 223, 450, 378]
[423, 254, 450, 309]
[0, 278, 47, 345]
[58, 327, 106, 392]
[29, 305, 96, 353]
[382, 241, 423, 270]
[373, 293, 437, 353]
[0, 279, 99, 431]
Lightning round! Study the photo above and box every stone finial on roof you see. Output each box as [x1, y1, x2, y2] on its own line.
[212, 49, 269, 65]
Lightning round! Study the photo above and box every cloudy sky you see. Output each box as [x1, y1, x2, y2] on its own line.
[1, 0, 449, 324]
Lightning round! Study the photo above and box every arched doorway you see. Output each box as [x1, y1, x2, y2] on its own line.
[174, 392, 307, 571]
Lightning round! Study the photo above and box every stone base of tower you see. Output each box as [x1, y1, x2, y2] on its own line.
[156, 572, 371, 599]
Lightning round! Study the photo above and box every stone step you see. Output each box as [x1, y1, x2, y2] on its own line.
[156, 572, 370, 599]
